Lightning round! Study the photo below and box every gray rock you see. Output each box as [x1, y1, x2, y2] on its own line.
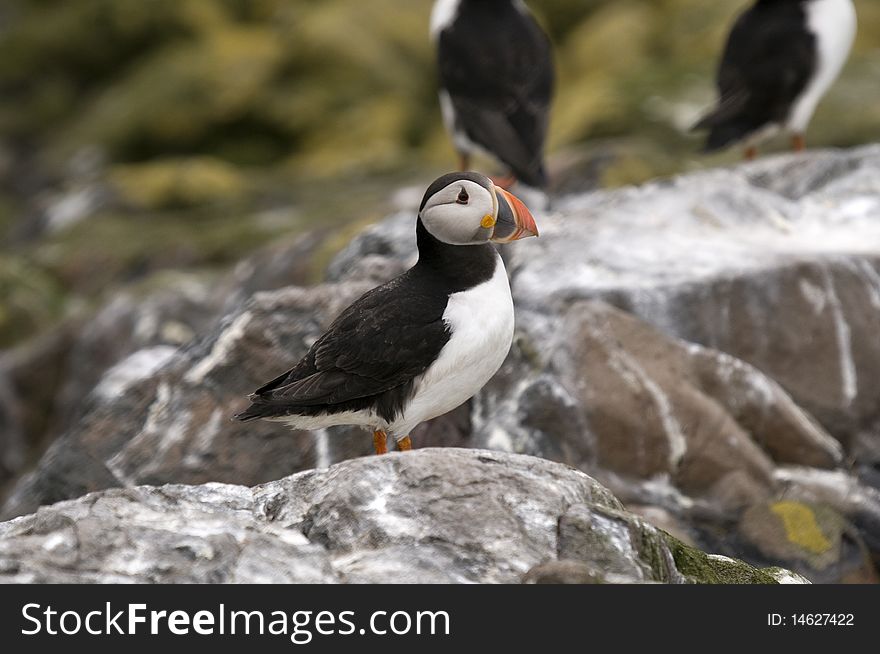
[475, 302, 841, 499]
[736, 499, 877, 584]
[508, 147, 880, 451]
[0, 231, 333, 499]
[0, 449, 794, 584]
[4, 147, 880, 583]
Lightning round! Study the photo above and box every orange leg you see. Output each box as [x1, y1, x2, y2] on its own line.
[458, 153, 471, 172]
[373, 430, 388, 455]
[397, 435, 412, 452]
[792, 134, 806, 153]
[744, 146, 758, 161]
[489, 173, 517, 190]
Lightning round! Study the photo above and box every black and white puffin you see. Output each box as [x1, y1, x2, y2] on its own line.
[235, 172, 538, 454]
[693, 0, 856, 159]
[432, 0, 554, 191]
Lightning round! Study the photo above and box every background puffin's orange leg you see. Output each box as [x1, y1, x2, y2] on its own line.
[373, 430, 388, 455]
[458, 153, 471, 172]
[744, 146, 758, 161]
[489, 174, 517, 190]
[792, 134, 806, 152]
[397, 436, 412, 451]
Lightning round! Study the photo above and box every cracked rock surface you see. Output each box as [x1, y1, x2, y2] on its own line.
[0, 449, 804, 584]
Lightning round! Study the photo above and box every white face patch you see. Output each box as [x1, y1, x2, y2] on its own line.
[420, 179, 497, 245]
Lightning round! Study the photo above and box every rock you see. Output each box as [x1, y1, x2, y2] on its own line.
[0, 281, 363, 519]
[772, 466, 880, 569]
[4, 147, 880, 584]
[738, 500, 878, 584]
[0, 324, 78, 487]
[0, 230, 330, 500]
[325, 211, 415, 282]
[0, 261, 470, 521]
[509, 147, 880, 452]
[522, 560, 605, 584]
[468, 299, 846, 529]
[0, 449, 795, 584]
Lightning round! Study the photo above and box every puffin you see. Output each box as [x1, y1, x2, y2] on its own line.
[234, 172, 538, 454]
[693, 0, 856, 159]
[432, 0, 554, 191]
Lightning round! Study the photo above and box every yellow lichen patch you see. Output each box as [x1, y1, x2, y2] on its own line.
[770, 501, 833, 555]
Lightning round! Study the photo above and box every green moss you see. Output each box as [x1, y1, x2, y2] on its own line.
[110, 157, 248, 210]
[631, 525, 673, 583]
[0, 255, 66, 348]
[34, 207, 271, 295]
[666, 536, 779, 585]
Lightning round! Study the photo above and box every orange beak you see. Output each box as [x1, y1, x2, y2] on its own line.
[490, 186, 539, 243]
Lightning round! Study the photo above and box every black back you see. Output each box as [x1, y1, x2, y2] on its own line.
[235, 221, 498, 425]
[694, 0, 816, 151]
[437, 0, 554, 187]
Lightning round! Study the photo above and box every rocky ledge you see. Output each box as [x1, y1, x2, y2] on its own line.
[2, 147, 880, 583]
[0, 449, 804, 584]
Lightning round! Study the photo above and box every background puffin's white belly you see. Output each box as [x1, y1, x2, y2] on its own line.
[394, 254, 514, 436]
[430, 0, 461, 40]
[788, 0, 857, 132]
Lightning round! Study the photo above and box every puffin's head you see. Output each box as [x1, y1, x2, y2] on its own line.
[418, 172, 538, 245]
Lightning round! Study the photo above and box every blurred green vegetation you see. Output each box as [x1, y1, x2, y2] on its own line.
[1, 0, 878, 346]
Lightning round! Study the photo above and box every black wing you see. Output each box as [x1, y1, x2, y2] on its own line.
[438, 2, 554, 187]
[693, 2, 816, 151]
[236, 272, 450, 423]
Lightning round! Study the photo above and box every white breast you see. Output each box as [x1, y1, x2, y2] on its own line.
[391, 254, 515, 437]
[787, 0, 856, 132]
[430, 0, 462, 40]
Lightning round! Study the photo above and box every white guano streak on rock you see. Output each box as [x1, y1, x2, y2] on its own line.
[767, 568, 812, 585]
[183, 409, 224, 467]
[185, 311, 253, 384]
[852, 258, 880, 309]
[820, 267, 858, 405]
[486, 427, 514, 452]
[94, 346, 178, 401]
[605, 342, 688, 470]
[362, 481, 418, 540]
[798, 278, 827, 315]
[688, 343, 843, 462]
[106, 382, 191, 486]
[592, 512, 642, 576]
[314, 429, 331, 469]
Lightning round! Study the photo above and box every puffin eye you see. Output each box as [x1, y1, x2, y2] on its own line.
[456, 188, 469, 204]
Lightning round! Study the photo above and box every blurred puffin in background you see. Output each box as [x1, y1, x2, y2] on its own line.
[693, 0, 856, 159]
[235, 172, 538, 454]
[432, 0, 554, 196]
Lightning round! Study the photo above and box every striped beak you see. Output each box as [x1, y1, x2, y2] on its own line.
[490, 186, 539, 243]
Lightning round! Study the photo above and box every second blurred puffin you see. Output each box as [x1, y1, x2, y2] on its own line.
[693, 0, 856, 159]
[432, 0, 554, 192]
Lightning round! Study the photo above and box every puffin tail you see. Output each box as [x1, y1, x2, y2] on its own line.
[232, 403, 267, 422]
[699, 121, 756, 154]
[691, 93, 754, 153]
